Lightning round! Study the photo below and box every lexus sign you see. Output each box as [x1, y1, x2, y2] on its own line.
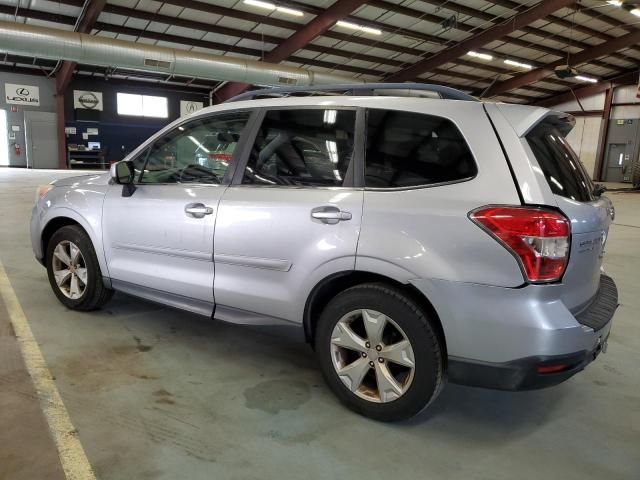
[5, 83, 40, 106]
[73, 90, 103, 111]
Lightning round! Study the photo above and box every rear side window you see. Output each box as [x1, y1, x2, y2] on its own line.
[364, 109, 476, 188]
[242, 108, 356, 187]
[526, 122, 594, 202]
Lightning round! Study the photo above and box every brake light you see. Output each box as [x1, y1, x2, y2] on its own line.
[470, 206, 570, 283]
[537, 364, 569, 374]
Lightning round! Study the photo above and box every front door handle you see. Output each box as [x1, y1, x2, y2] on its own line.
[311, 206, 352, 225]
[185, 203, 214, 218]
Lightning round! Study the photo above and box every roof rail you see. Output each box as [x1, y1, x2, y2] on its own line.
[226, 82, 478, 103]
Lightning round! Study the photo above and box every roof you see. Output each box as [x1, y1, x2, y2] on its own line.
[1, 0, 639, 105]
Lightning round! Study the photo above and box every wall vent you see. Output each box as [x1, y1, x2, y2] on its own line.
[278, 77, 298, 85]
[144, 58, 171, 69]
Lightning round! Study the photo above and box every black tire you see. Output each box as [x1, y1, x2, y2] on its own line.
[315, 283, 443, 422]
[46, 225, 113, 311]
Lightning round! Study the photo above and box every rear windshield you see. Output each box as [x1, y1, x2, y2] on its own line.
[526, 121, 594, 202]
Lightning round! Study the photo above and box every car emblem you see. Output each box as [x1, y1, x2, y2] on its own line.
[16, 87, 29, 96]
[78, 92, 99, 109]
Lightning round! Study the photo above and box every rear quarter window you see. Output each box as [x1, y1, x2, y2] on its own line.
[364, 109, 477, 188]
[526, 122, 594, 202]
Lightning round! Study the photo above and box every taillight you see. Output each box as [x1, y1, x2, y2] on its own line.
[470, 206, 571, 283]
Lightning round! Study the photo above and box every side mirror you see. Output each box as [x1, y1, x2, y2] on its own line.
[110, 161, 136, 197]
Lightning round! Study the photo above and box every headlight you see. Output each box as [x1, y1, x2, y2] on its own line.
[35, 184, 54, 203]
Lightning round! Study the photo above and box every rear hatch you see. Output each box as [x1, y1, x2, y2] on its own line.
[488, 104, 613, 312]
[524, 118, 613, 312]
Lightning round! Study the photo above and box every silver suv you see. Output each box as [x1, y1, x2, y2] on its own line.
[31, 84, 618, 421]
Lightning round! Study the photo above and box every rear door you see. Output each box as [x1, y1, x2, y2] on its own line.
[212, 106, 363, 324]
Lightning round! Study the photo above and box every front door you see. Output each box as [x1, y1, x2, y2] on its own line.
[102, 111, 252, 315]
[213, 107, 363, 324]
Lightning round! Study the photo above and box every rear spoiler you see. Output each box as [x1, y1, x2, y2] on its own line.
[493, 103, 575, 137]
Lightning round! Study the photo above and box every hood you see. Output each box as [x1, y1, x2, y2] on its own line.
[51, 172, 111, 187]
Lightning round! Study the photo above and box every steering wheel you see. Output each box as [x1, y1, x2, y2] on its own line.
[178, 164, 221, 184]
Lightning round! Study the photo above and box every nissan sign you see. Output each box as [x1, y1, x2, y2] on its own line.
[5, 83, 40, 106]
[73, 90, 103, 111]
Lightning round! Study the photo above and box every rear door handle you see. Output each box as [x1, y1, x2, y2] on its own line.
[185, 203, 214, 218]
[311, 206, 352, 224]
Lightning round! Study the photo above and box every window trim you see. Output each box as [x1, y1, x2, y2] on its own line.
[361, 107, 478, 191]
[135, 108, 257, 186]
[229, 105, 362, 189]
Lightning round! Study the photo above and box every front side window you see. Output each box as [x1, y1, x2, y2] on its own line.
[139, 112, 250, 184]
[242, 108, 356, 187]
[364, 109, 476, 188]
[526, 121, 594, 202]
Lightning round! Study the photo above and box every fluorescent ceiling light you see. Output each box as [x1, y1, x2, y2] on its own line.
[243, 0, 303, 16]
[575, 75, 598, 83]
[323, 109, 337, 124]
[606, 1, 622, 6]
[467, 51, 493, 61]
[630, 8, 640, 16]
[244, 0, 274, 9]
[504, 59, 533, 69]
[336, 20, 382, 35]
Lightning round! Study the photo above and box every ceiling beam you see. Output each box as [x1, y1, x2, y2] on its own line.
[369, 0, 637, 71]
[487, 0, 640, 55]
[383, 0, 577, 83]
[484, 30, 640, 97]
[56, 0, 107, 94]
[0, 4, 564, 100]
[532, 69, 638, 107]
[64, 0, 609, 87]
[213, 0, 369, 101]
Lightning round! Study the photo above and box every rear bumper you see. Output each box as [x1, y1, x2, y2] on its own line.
[448, 337, 609, 390]
[410, 274, 618, 390]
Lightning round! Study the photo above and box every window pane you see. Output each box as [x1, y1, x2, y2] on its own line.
[142, 95, 168, 118]
[364, 109, 476, 188]
[242, 109, 356, 187]
[526, 122, 593, 202]
[117, 93, 142, 116]
[140, 112, 250, 184]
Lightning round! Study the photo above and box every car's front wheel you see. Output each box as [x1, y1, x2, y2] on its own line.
[46, 225, 113, 311]
[316, 283, 444, 421]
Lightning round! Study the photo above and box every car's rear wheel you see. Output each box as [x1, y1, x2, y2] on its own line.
[316, 283, 443, 421]
[46, 225, 113, 311]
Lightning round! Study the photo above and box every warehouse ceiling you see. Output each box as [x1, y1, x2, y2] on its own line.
[0, 0, 639, 104]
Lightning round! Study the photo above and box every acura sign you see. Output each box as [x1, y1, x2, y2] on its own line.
[5, 83, 40, 106]
[73, 90, 103, 111]
[180, 100, 204, 117]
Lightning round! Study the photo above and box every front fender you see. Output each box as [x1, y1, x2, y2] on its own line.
[36, 184, 109, 279]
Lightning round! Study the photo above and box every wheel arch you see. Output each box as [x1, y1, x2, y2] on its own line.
[41, 216, 85, 256]
[40, 210, 110, 281]
[303, 270, 447, 359]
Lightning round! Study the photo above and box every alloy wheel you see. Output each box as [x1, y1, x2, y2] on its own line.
[330, 309, 415, 403]
[51, 240, 88, 299]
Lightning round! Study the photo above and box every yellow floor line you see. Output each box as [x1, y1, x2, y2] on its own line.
[0, 260, 96, 480]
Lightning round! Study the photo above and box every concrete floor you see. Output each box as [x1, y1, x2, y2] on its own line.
[0, 168, 639, 480]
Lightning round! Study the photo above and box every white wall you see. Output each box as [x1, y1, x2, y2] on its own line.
[0, 72, 56, 167]
[552, 85, 640, 179]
